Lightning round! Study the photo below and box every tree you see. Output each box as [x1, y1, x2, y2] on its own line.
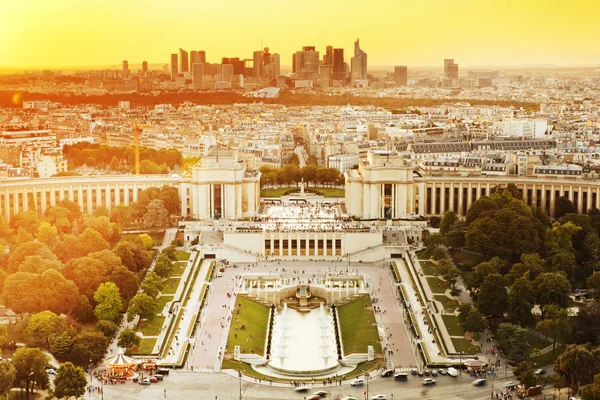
[69, 332, 108, 366]
[112, 240, 150, 272]
[15, 227, 34, 245]
[107, 266, 138, 301]
[50, 331, 75, 361]
[536, 305, 571, 352]
[140, 271, 163, 298]
[18, 255, 63, 274]
[24, 310, 63, 349]
[439, 210, 458, 235]
[466, 197, 499, 225]
[436, 259, 461, 293]
[548, 251, 576, 282]
[496, 323, 532, 363]
[580, 373, 600, 400]
[554, 344, 599, 394]
[137, 233, 154, 250]
[463, 308, 486, 339]
[0, 324, 7, 347]
[153, 253, 174, 278]
[35, 222, 58, 247]
[45, 206, 72, 233]
[158, 186, 180, 215]
[63, 256, 108, 299]
[505, 253, 545, 284]
[507, 275, 535, 327]
[0, 359, 16, 399]
[535, 272, 571, 314]
[514, 361, 537, 389]
[127, 293, 158, 322]
[287, 153, 300, 166]
[545, 221, 581, 253]
[466, 217, 501, 258]
[117, 328, 141, 350]
[72, 295, 95, 323]
[571, 300, 600, 345]
[93, 282, 123, 322]
[53, 362, 87, 399]
[11, 210, 41, 234]
[110, 205, 134, 229]
[143, 199, 169, 228]
[555, 196, 576, 219]
[588, 272, 600, 301]
[12, 347, 49, 399]
[445, 220, 466, 249]
[95, 320, 117, 338]
[476, 274, 508, 317]
[6, 241, 57, 274]
[80, 228, 109, 254]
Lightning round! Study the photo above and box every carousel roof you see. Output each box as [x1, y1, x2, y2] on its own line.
[106, 351, 136, 366]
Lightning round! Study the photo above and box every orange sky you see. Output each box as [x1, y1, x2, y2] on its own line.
[1, 0, 600, 69]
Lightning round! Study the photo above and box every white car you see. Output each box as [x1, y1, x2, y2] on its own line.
[45, 368, 57, 375]
[472, 378, 487, 386]
[350, 378, 364, 386]
[372, 395, 387, 400]
[422, 378, 436, 385]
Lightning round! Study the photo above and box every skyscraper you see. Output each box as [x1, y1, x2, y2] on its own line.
[122, 60, 129, 78]
[272, 53, 280, 83]
[351, 39, 367, 81]
[192, 63, 204, 89]
[444, 59, 459, 79]
[332, 48, 345, 81]
[253, 50, 262, 78]
[190, 51, 199, 71]
[324, 46, 333, 65]
[142, 61, 148, 74]
[394, 65, 408, 86]
[294, 46, 319, 81]
[170, 54, 178, 81]
[222, 64, 234, 82]
[179, 49, 189, 73]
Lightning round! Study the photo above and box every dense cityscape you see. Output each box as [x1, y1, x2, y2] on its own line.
[1, 2, 600, 400]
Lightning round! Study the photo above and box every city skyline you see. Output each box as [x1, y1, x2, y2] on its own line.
[2, 0, 600, 69]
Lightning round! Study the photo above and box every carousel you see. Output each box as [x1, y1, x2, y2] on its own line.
[105, 351, 138, 379]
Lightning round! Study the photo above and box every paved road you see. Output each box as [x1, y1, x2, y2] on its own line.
[98, 370, 524, 400]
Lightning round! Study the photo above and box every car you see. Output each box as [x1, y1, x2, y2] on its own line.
[424, 369, 431, 376]
[217, 271, 223, 278]
[422, 378, 436, 385]
[534, 369, 546, 375]
[411, 368, 418, 375]
[307, 395, 321, 400]
[350, 378, 364, 386]
[45, 368, 57, 375]
[294, 386, 309, 392]
[431, 369, 438, 376]
[372, 396, 387, 400]
[341, 398, 358, 400]
[417, 370, 424, 377]
[472, 379, 487, 386]
[503, 380, 519, 389]
[438, 369, 447, 375]
[381, 369, 394, 377]
[139, 378, 151, 385]
[313, 391, 327, 397]
[156, 368, 170, 375]
[394, 373, 408, 381]
[152, 375, 163, 381]
[149, 376, 159, 383]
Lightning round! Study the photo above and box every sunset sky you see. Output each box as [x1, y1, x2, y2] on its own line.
[1, 0, 600, 69]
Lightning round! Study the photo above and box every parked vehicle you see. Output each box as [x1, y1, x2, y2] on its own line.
[431, 369, 438, 376]
[139, 379, 150, 385]
[313, 390, 327, 397]
[372, 395, 387, 400]
[152, 375, 163, 381]
[438, 369, 447, 375]
[381, 369, 394, 377]
[294, 386, 309, 392]
[411, 368, 418, 375]
[351, 378, 364, 387]
[446, 367, 458, 377]
[307, 395, 321, 400]
[156, 368, 170, 375]
[149, 376, 158, 383]
[422, 378, 436, 385]
[534, 369, 546, 375]
[45, 368, 57, 375]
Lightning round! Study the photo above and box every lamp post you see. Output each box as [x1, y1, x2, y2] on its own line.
[364, 372, 370, 400]
[238, 370, 243, 400]
[459, 351, 464, 375]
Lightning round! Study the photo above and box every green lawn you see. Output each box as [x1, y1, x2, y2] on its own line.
[138, 316, 166, 336]
[175, 250, 191, 261]
[337, 296, 382, 355]
[170, 262, 186, 277]
[441, 315, 465, 337]
[426, 277, 448, 294]
[128, 337, 157, 355]
[205, 261, 215, 282]
[260, 186, 345, 198]
[161, 278, 181, 295]
[529, 345, 566, 367]
[391, 262, 401, 283]
[420, 260, 438, 276]
[434, 295, 460, 313]
[525, 332, 552, 351]
[451, 337, 480, 355]
[149, 231, 165, 246]
[450, 249, 486, 268]
[225, 296, 270, 355]
[156, 295, 174, 312]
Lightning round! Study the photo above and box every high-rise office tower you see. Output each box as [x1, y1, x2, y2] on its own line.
[294, 46, 319, 81]
[170, 54, 178, 81]
[444, 59, 459, 79]
[324, 46, 333, 65]
[261, 47, 272, 79]
[222, 64, 234, 82]
[332, 48, 345, 81]
[198, 51, 206, 63]
[122, 60, 129, 78]
[190, 51, 199, 71]
[142, 61, 148, 74]
[192, 63, 204, 89]
[272, 53, 280, 83]
[179, 49, 189, 73]
[350, 39, 367, 81]
[394, 65, 408, 86]
[253, 50, 262, 78]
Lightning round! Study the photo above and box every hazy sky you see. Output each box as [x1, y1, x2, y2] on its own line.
[1, 0, 600, 69]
